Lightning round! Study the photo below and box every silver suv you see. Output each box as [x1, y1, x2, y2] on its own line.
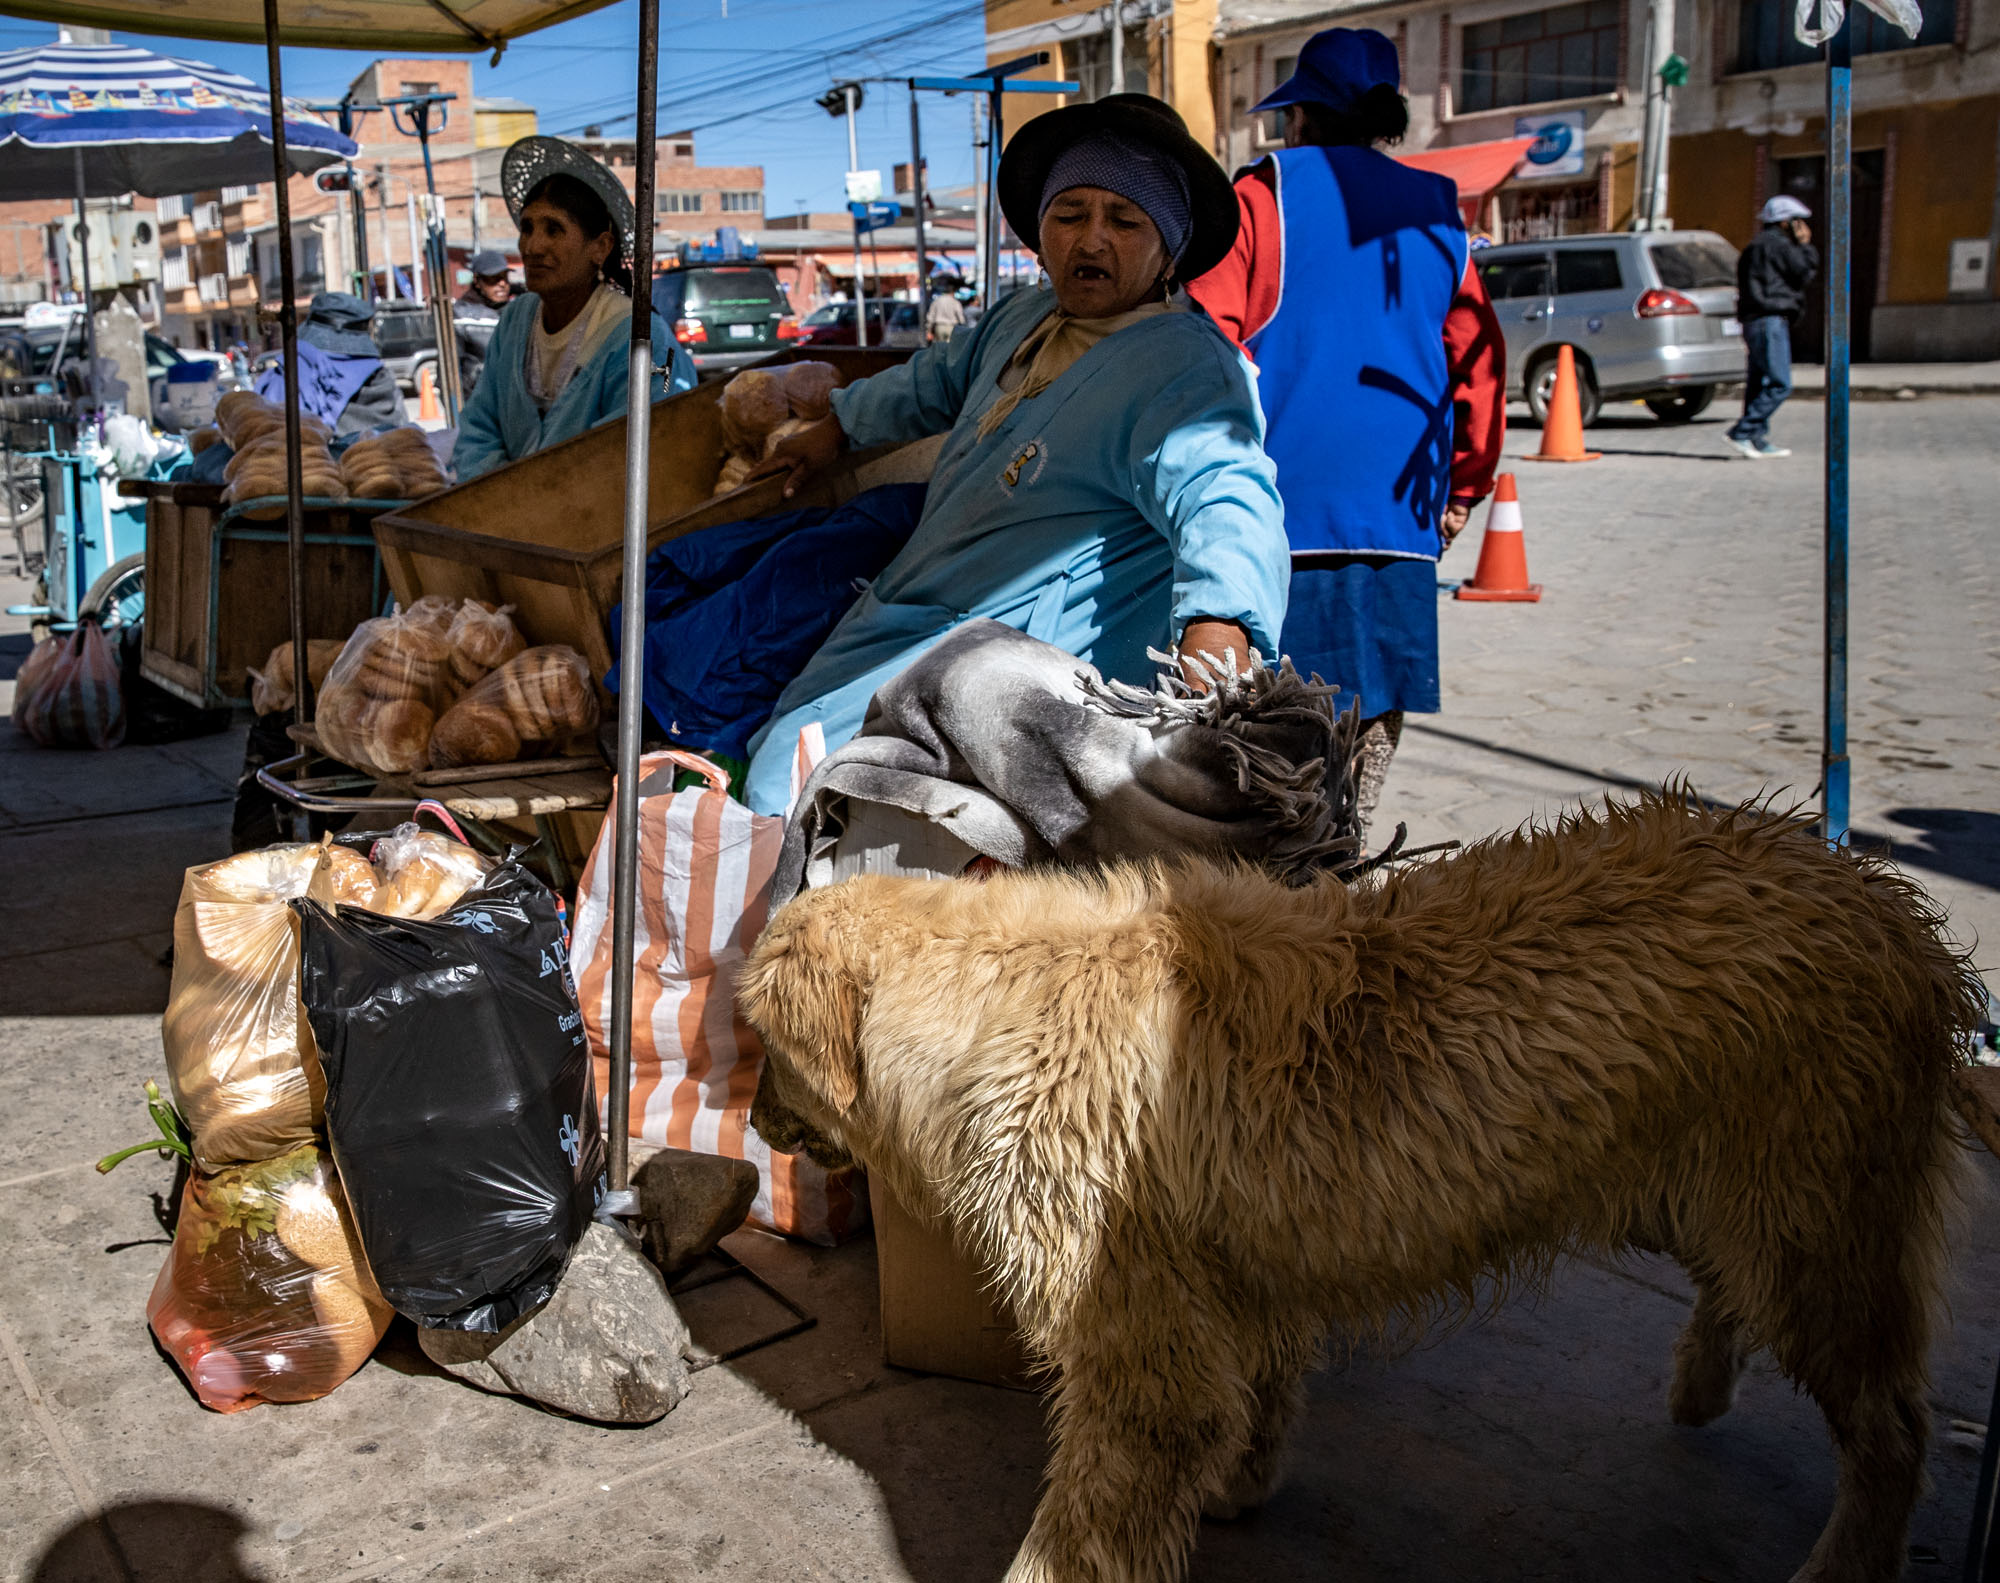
[1476, 231, 1746, 425]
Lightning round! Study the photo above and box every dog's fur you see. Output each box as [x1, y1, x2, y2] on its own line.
[739, 792, 1984, 1583]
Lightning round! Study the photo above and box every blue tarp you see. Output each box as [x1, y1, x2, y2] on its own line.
[606, 483, 925, 760]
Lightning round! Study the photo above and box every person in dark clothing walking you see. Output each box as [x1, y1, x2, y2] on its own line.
[1727, 195, 1819, 459]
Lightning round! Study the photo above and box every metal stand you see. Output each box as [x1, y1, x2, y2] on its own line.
[1821, 16, 1850, 846]
[606, 0, 661, 1199]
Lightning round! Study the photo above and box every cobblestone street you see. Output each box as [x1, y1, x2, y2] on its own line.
[1, 394, 1995, 1582]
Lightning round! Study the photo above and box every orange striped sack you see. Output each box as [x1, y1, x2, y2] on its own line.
[571, 750, 867, 1246]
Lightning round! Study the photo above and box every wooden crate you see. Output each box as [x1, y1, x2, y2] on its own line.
[129, 481, 387, 709]
[372, 349, 933, 678]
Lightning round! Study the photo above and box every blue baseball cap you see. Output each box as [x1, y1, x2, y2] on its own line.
[1254, 28, 1401, 114]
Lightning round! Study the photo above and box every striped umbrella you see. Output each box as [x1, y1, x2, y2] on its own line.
[0, 39, 355, 201]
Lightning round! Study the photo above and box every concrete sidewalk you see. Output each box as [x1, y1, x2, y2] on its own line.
[3, 397, 1998, 1582]
[1788, 360, 2000, 396]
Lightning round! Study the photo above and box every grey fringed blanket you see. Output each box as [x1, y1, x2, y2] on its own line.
[772, 619, 1360, 904]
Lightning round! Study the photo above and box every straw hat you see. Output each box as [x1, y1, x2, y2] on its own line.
[499, 136, 636, 266]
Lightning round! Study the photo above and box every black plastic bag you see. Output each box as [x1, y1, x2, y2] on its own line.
[294, 862, 606, 1333]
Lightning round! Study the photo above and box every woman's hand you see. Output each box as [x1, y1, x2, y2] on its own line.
[1178, 618, 1251, 692]
[750, 413, 844, 499]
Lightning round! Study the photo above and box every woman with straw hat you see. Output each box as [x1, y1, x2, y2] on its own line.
[1189, 29, 1506, 845]
[742, 95, 1289, 816]
[452, 137, 696, 481]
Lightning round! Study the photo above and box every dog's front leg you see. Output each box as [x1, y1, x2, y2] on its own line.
[1004, 1330, 1243, 1583]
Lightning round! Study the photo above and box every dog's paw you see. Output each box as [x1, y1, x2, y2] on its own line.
[1667, 1360, 1741, 1427]
[1200, 1492, 1257, 1524]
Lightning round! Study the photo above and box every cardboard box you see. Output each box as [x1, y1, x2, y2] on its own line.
[870, 1175, 1034, 1390]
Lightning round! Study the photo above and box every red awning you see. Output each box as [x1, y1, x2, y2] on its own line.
[1395, 136, 1540, 202]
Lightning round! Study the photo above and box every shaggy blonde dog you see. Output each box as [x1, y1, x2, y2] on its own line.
[739, 792, 1983, 1583]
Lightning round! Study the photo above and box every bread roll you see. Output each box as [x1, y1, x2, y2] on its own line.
[712, 452, 757, 496]
[359, 697, 434, 775]
[494, 648, 595, 743]
[783, 360, 839, 420]
[762, 416, 817, 459]
[315, 842, 382, 908]
[428, 699, 520, 768]
[189, 424, 223, 454]
[721, 368, 790, 444]
[248, 638, 342, 716]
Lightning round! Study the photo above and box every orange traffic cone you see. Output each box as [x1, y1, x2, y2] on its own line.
[1455, 473, 1542, 602]
[1526, 345, 1601, 463]
[417, 362, 442, 422]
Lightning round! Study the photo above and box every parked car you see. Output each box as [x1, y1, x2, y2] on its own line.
[1475, 231, 1746, 425]
[651, 264, 796, 373]
[796, 298, 924, 349]
[370, 300, 438, 392]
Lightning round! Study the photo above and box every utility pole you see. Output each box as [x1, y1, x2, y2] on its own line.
[843, 83, 868, 341]
[908, 87, 929, 332]
[377, 164, 396, 297]
[971, 97, 987, 309]
[1108, 0, 1123, 97]
[1636, 0, 1677, 228]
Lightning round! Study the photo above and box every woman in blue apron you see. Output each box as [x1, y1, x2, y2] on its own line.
[743, 95, 1290, 817]
[1190, 29, 1506, 842]
[453, 137, 694, 481]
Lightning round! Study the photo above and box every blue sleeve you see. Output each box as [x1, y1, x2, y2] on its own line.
[828, 301, 1017, 447]
[1126, 327, 1290, 661]
[450, 313, 515, 481]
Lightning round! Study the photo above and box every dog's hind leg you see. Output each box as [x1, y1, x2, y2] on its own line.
[1202, 1334, 1316, 1522]
[1667, 1278, 1749, 1427]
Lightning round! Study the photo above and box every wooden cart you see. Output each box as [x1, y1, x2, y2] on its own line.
[370, 349, 932, 671]
[121, 479, 388, 709]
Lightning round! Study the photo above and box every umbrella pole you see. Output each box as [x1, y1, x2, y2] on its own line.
[261, 0, 312, 761]
[1822, 15, 1851, 845]
[606, 0, 661, 1197]
[72, 148, 99, 417]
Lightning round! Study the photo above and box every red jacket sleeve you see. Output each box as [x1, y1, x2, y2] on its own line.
[1444, 256, 1507, 505]
[1186, 170, 1280, 349]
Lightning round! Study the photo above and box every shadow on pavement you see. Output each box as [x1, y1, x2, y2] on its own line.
[26, 1501, 265, 1583]
[1, 630, 30, 681]
[1863, 808, 2000, 895]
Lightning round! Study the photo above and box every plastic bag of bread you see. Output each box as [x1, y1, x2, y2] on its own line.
[246, 637, 343, 717]
[147, 1144, 392, 1413]
[782, 360, 839, 420]
[370, 822, 491, 919]
[400, 594, 459, 637]
[312, 610, 454, 776]
[427, 645, 597, 769]
[188, 424, 224, 455]
[162, 841, 380, 1168]
[224, 431, 346, 518]
[339, 426, 451, 500]
[444, 599, 525, 694]
[720, 367, 790, 451]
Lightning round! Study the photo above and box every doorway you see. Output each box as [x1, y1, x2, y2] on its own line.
[1774, 148, 1884, 362]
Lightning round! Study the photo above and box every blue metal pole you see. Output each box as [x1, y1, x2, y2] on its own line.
[1822, 14, 1851, 846]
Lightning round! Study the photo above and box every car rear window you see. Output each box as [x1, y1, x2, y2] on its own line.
[372, 311, 434, 354]
[1555, 248, 1624, 293]
[682, 268, 786, 313]
[1649, 240, 1738, 290]
[1478, 254, 1553, 300]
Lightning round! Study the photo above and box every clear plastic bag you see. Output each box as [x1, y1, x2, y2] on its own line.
[427, 644, 597, 770]
[312, 610, 455, 775]
[371, 823, 490, 918]
[223, 429, 346, 516]
[11, 620, 124, 749]
[147, 1143, 392, 1413]
[338, 426, 450, 501]
[444, 599, 525, 695]
[246, 638, 342, 717]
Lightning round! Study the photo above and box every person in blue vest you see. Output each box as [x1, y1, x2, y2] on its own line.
[253, 291, 408, 437]
[453, 137, 695, 481]
[1190, 28, 1506, 844]
[745, 95, 1289, 817]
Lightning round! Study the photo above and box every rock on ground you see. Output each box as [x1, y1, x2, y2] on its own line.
[420, 1222, 691, 1423]
[632, 1145, 761, 1275]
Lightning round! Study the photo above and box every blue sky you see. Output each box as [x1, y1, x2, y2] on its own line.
[0, 0, 992, 214]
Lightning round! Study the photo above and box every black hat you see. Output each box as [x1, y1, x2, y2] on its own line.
[998, 94, 1238, 283]
[299, 292, 379, 357]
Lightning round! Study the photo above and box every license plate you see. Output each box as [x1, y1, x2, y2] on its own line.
[727, 322, 756, 340]
[1722, 317, 1743, 337]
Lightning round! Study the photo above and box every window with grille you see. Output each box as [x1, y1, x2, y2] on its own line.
[1733, 0, 1953, 70]
[194, 201, 221, 231]
[157, 194, 186, 221]
[162, 249, 189, 290]
[220, 184, 255, 204]
[718, 190, 761, 213]
[226, 234, 251, 276]
[660, 191, 705, 214]
[1460, 1, 1623, 114]
[1066, 27, 1151, 102]
[199, 272, 228, 303]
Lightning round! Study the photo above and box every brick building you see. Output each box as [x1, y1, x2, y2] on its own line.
[570, 128, 767, 247]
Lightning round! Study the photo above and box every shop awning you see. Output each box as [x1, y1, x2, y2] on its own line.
[0, 0, 618, 54]
[1395, 136, 1539, 203]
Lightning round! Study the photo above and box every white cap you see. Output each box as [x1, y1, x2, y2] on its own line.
[1760, 195, 1811, 224]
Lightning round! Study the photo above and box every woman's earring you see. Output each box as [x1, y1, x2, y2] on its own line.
[1037, 265, 1052, 291]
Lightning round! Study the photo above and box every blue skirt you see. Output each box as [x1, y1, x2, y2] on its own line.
[1281, 556, 1440, 716]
